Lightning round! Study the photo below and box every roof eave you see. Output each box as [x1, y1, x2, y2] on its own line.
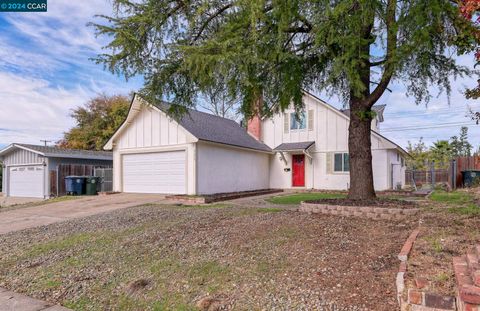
[198, 139, 273, 154]
[44, 154, 113, 161]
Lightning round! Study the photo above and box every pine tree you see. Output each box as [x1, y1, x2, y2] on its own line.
[92, 0, 479, 199]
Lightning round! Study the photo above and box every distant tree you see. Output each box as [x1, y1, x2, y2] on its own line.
[450, 126, 473, 157]
[198, 78, 240, 119]
[58, 94, 130, 151]
[429, 140, 453, 168]
[406, 138, 430, 170]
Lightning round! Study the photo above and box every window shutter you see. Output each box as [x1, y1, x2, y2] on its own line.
[308, 110, 314, 131]
[284, 114, 289, 133]
[326, 153, 332, 174]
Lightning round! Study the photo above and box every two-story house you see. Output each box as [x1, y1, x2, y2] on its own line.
[104, 91, 407, 195]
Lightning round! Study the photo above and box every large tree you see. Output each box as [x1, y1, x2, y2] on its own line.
[93, 0, 479, 199]
[58, 94, 130, 151]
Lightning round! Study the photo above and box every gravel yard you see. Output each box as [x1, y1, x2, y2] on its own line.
[0, 203, 413, 310]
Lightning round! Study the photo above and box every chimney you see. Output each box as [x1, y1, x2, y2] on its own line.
[247, 95, 262, 141]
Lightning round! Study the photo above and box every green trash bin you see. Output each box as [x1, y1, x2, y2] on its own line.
[462, 170, 480, 187]
[85, 176, 101, 195]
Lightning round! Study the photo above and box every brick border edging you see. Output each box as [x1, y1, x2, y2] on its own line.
[299, 202, 420, 220]
[397, 228, 457, 311]
[396, 228, 420, 306]
[166, 189, 284, 204]
[453, 245, 480, 311]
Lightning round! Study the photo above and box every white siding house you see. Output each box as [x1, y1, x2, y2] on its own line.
[0, 144, 112, 198]
[263, 92, 407, 191]
[105, 93, 407, 195]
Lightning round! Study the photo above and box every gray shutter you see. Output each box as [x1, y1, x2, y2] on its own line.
[326, 153, 332, 174]
[308, 109, 314, 131]
[284, 113, 289, 133]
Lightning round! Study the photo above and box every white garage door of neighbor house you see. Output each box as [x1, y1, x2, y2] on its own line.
[122, 151, 186, 194]
[9, 166, 44, 198]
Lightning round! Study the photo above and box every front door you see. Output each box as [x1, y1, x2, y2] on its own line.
[292, 154, 305, 187]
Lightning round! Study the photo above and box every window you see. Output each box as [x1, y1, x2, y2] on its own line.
[290, 112, 306, 130]
[334, 153, 349, 172]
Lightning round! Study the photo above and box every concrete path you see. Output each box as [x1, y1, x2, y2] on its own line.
[0, 193, 166, 235]
[0, 287, 70, 311]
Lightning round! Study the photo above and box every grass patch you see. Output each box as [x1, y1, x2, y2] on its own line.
[267, 192, 346, 205]
[257, 207, 284, 213]
[181, 203, 232, 209]
[430, 191, 474, 205]
[430, 190, 480, 216]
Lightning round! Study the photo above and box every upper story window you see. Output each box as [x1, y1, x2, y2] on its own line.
[285, 109, 314, 133]
[334, 153, 349, 172]
[290, 112, 306, 130]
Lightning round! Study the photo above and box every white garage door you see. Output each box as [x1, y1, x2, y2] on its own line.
[9, 166, 44, 198]
[122, 151, 186, 194]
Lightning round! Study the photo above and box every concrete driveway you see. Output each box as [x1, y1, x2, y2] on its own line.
[0, 196, 45, 208]
[0, 193, 166, 235]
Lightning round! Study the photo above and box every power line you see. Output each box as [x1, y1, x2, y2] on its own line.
[381, 121, 478, 132]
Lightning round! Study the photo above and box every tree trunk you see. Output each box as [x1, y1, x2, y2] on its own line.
[347, 99, 376, 200]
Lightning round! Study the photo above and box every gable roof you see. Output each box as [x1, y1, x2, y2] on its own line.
[0, 143, 113, 161]
[153, 103, 272, 152]
[104, 94, 272, 153]
[340, 105, 386, 122]
[302, 91, 409, 156]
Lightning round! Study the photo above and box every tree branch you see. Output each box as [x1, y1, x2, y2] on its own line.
[365, 0, 398, 107]
[369, 58, 387, 67]
[192, 3, 234, 42]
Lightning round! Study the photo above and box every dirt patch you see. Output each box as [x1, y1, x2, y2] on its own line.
[305, 198, 417, 208]
[0, 203, 413, 310]
[406, 189, 480, 297]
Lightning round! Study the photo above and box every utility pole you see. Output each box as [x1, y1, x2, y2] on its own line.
[40, 140, 52, 146]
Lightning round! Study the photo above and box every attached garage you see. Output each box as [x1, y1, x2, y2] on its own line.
[9, 165, 44, 198]
[0, 144, 113, 199]
[122, 151, 186, 194]
[104, 94, 272, 195]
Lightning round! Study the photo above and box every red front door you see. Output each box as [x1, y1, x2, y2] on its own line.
[292, 154, 305, 187]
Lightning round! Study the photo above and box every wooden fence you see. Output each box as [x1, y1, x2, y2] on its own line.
[454, 156, 480, 188]
[406, 155, 480, 189]
[405, 169, 449, 186]
[50, 164, 111, 197]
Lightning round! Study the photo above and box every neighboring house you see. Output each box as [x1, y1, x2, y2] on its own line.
[0, 144, 112, 198]
[104, 92, 408, 195]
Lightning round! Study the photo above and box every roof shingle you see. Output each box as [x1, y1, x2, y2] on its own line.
[14, 144, 112, 160]
[274, 141, 315, 151]
[154, 103, 272, 152]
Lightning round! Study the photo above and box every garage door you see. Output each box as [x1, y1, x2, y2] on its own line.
[122, 151, 186, 194]
[9, 166, 44, 198]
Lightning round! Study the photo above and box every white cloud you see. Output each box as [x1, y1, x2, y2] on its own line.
[0, 0, 142, 146]
[0, 72, 91, 144]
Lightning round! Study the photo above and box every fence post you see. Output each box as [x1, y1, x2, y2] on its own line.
[411, 166, 417, 191]
[452, 159, 457, 190]
[431, 161, 435, 188]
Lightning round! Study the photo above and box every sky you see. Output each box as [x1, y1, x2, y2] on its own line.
[0, 0, 479, 151]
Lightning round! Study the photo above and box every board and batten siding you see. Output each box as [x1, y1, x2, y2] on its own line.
[262, 94, 386, 152]
[2, 148, 44, 166]
[262, 93, 395, 191]
[196, 142, 270, 195]
[1, 148, 48, 198]
[112, 105, 197, 194]
[117, 106, 193, 149]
